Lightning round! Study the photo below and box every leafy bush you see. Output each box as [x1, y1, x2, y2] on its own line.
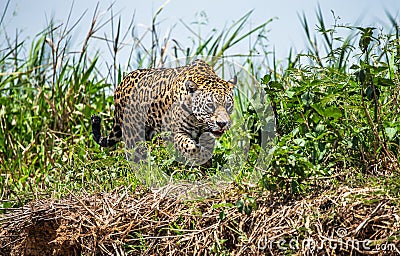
[261, 13, 400, 193]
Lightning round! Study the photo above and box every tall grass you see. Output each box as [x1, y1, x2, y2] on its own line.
[0, 2, 271, 205]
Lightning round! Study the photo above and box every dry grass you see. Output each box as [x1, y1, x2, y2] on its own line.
[1, 184, 399, 256]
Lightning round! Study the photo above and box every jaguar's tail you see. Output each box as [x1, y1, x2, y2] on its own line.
[91, 115, 122, 147]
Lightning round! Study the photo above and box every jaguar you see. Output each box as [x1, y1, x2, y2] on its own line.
[91, 60, 236, 164]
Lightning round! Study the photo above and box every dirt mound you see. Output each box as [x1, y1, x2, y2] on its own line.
[1, 185, 399, 255]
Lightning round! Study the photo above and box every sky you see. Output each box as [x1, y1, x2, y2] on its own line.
[1, 0, 399, 70]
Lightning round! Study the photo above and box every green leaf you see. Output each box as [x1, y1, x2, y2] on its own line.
[311, 103, 325, 116]
[294, 138, 306, 147]
[350, 64, 360, 69]
[375, 77, 394, 87]
[324, 107, 342, 119]
[81, 56, 98, 85]
[219, 210, 226, 220]
[244, 205, 253, 216]
[261, 74, 271, 84]
[236, 199, 244, 213]
[285, 90, 295, 98]
[268, 81, 284, 91]
[315, 124, 325, 132]
[312, 103, 342, 119]
[301, 91, 314, 106]
[385, 127, 397, 141]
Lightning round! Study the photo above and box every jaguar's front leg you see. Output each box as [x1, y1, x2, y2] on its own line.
[173, 132, 215, 165]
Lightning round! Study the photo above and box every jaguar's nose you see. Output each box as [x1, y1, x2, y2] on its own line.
[216, 121, 228, 129]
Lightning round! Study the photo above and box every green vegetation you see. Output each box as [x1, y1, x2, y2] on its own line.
[0, 3, 271, 205]
[262, 10, 400, 194]
[1, 3, 399, 204]
[1, 2, 400, 255]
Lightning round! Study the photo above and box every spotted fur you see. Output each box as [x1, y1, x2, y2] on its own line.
[91, 60, 236, 164]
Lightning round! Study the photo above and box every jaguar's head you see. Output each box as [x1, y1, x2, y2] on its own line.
[185, 75, 236, 137]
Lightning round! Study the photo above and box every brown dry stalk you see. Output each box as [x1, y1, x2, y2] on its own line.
[0, 185, 399, 256]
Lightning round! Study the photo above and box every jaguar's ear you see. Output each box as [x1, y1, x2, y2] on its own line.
[228, 75, 237, 88]
[185, 80, 198, 93]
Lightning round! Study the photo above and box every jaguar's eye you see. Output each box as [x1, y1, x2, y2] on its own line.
[206, 102, 215, 112]
[225, 101, 233, 112]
